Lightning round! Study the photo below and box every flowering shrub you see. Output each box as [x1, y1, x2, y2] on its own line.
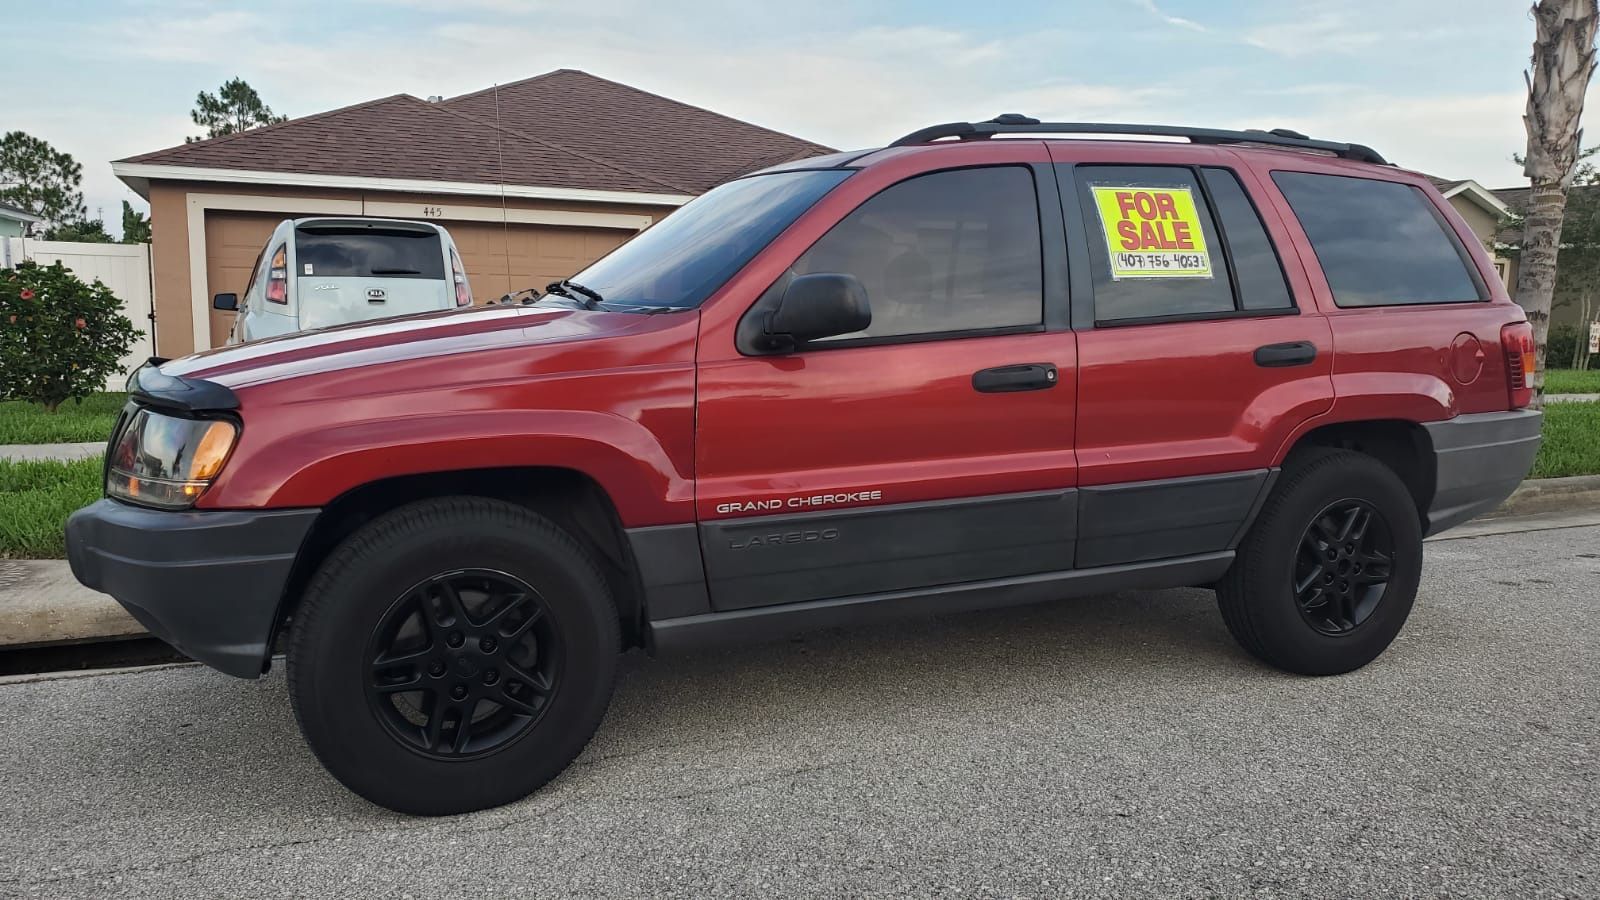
[1, 261, 141, 412]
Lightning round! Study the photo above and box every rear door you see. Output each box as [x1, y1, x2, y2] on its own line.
[693, 145, 1080, 611]
[1049, 145, 1335, 568]
[294, 222, 451, 329]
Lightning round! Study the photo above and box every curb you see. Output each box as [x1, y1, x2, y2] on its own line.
[2, 475, 1599, 654]
[1484, 473, 1600, 520]
[0, 559, 142, 650]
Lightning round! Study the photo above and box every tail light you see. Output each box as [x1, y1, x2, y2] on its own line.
[450, 249, 472, 307]
[265, 243, 288, 304]
[1501, 321, 1536, 408]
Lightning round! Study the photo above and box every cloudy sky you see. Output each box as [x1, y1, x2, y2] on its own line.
[0, 0, 1579, 235]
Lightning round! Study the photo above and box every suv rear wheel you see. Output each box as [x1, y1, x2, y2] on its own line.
[1217, 449, 1423, 675]
[286, 497, 618, 815]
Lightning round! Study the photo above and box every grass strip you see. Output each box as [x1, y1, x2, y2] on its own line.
[0, 458, 104, 559]
[0, 393, 126, 445]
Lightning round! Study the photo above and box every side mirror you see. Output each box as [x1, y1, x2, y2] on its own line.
[212, 293, 239, 311]
[765, 273, 871, 350]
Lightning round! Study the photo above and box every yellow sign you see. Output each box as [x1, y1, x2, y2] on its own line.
[1091, 185, 1213, 279]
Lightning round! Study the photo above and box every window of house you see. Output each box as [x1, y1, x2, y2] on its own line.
[1272, 171, 1485, 307]
[792, 166, 1043, 341]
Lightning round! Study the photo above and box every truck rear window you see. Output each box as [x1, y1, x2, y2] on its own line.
[295, 228, 445, 280]
[1271, 172, 1484, 307]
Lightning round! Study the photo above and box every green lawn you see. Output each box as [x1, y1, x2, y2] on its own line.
[0, 393, 126, 445]
[0, 458, 103, 559]
[1544, 369, 1600, 395]
[1531, 399, 1600, 479]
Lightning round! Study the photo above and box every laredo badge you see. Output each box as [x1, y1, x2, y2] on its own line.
[1091, 185, 1213, 279]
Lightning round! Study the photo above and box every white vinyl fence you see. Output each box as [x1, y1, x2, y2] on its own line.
[3, 237, 156, 390]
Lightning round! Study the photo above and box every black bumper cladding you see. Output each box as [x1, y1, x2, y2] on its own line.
[65, 499, 319, 678]
[1422, 409, 1543, 536]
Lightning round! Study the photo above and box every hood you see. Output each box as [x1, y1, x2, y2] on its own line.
[163, 303, 664, 389]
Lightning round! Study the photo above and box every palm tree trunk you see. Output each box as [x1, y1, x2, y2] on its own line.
[1518, 180, 1569, 391]
[1517, 0, 1600, 407]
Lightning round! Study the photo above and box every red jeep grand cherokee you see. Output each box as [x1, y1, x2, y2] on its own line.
[66, 117, 1542, 814]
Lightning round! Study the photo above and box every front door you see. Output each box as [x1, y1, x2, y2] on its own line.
[694, 151, 1079, 611]
[1049, 148, 1335, 569]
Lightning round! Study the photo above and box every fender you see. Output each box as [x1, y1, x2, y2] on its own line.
[204, 409, 694, 526]
[1272, 371, 1456, 465]
[184, 310, 699, 525]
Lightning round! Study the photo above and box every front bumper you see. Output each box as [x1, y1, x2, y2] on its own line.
[1422, 409, 1543, 536]
[65, 499, 319, 678]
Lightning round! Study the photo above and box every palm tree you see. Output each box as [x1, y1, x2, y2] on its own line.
[1518, 0, 1600, 405]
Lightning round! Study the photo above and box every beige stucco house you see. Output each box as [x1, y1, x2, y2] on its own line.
[1424, 176, 1515, 289]
[112, 70, 831, 358]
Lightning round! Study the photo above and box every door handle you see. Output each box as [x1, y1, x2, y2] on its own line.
[1254, 341, 1317, 368]
[973, 363, 1058, 393]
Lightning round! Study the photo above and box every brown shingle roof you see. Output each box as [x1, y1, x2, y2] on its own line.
[441, 70, 834, 192]
[119, 71, 834, 196]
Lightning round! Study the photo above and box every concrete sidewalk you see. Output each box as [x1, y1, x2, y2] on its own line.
[0, 441, 105, 462]
[1546, 393, 1600, 403]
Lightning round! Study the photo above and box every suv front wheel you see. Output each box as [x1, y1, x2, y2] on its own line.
[286, 497, 619, 815]
[1217, 448, 1424, 675]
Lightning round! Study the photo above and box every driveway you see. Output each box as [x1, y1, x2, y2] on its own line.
[0, 518, 1595, 898]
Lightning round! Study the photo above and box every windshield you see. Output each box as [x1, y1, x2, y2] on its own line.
[568, 169, 851, 309]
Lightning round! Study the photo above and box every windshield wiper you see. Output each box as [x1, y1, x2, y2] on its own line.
[544, 279, 603, 310]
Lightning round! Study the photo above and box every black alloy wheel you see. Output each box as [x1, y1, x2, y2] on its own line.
[1293, 499, 1394, 636]
[365, 568, 561, 759]
[1216, 448, 1423, 676]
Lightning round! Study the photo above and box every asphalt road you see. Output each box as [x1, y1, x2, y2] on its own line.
[0, 518, 1595, 899]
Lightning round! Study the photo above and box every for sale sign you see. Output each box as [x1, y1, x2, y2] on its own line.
[1091, 186, 1213, 279]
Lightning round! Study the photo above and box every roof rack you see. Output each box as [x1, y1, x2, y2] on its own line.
[888, 114, 1389, 165]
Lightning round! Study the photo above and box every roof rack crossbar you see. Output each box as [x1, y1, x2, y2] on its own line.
[888, 116, 1388, 165]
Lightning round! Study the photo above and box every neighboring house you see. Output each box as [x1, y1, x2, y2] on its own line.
[112, 69, 834, 357]
[0, 202, 42, 239]
[1424, 176, 1515, 288]
[1492, 182, 1600, 330]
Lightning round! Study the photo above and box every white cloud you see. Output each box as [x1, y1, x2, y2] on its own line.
[1242, 14, 1380, 57]
[1126, 0, 1209, 33]
[1266, 90, 1526, 182]
[11, 0, 1568, 233]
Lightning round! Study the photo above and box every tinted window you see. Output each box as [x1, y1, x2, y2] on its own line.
[570, 170, 850, 309]
[1272, 172, 1484, 307]
[1078, 166, 1235, 322]
[296, 228, 444, 279]
[1201, 167, 1294, 310]
[793, 166, 1042, 341]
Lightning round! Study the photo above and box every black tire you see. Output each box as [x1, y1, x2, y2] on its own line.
[286, 497, 618, 815]
[1217, 448, 1423, 676]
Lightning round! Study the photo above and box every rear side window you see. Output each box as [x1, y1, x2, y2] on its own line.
[296, 228, 445, 280]
[794, 166, 1043, 341]
[1200, 168, 1294, 311]
[1271, 172, 1484, 307]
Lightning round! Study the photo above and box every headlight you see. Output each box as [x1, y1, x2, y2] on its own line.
[106, 408, 239, 509]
